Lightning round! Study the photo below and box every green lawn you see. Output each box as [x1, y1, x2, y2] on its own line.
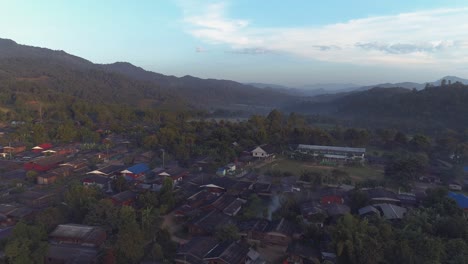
[257, 158, 384, 182]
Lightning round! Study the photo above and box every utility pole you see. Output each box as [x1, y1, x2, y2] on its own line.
[161, 148, 165, 168]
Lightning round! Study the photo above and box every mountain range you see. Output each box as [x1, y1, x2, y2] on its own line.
[0, 38, 296, 114]
[249, 76, 468, 97]
[2, 37, 468, 132]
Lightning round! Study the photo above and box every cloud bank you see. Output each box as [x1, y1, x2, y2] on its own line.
[180, 1, 468, 68]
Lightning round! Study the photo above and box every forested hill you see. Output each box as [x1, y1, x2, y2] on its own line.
[285, 83, 468, 131]
[0, 38, 296, 112]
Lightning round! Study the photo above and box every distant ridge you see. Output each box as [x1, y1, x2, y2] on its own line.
[0, 38, 297, 113]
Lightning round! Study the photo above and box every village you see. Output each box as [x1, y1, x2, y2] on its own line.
[0, 121, 467, 264]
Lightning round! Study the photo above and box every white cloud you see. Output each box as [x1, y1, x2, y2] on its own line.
[179, 2, 468, 68]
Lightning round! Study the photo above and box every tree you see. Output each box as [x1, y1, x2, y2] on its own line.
[215, 224, 240, 242]
[384, 155, 427, 186]
[34, 207, 66, 233]
[64, 184, 101, 222]
[409, 134, 431, 152]
[84, 199, 119, 234]
[115, 206, 145, 264]
[332, 214, 391, 264]
[5, 222, 48, 264]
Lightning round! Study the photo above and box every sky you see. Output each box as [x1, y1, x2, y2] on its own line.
[1, 0, 468, 86]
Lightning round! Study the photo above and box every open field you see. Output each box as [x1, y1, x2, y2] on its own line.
[258, 157, 384, 182]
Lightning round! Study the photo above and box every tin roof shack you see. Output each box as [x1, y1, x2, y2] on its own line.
[156, 167, 189, 184]
[49, 224, 106, 247]
[3, 143, 26, 155]
[175, 236, 219, 264]
[46, 224, 106, 264]
[0, 204, 33, 227]
[188, 209, 233, 236]
[82, 175, 110, 189]
[45, 245, 99, 264]
[111, 190, 137, 206]
[203, 241, 250, 264]
[37, 173, 58, 185]
[358, 204, 407, 221]
[24, 154, 66, 172]
[262, 218, 296, 247]
[120, 163, 149, 180]
[365, 188, 400, 205]
[236, 219, 269, 241]
[86, 164, 125, 180]
[59, 159, 89, 173]
[17, 190, 57, 208]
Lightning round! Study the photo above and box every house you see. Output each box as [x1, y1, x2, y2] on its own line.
[203, 241, 250, 264]
[251, 145, 275, 159]
[45, 245, 99, 264]
[2, 143, 26, 155]
[32, 143, 53, 153]
[187, 209, 233, 236]
[2, 169, 27, 181]
[217, 167, 227, 177]
[193, 156, 216, 172]
[236, 219, 269, 241]
[60, 159, 88, 172]
[24, 154, 66, 172]
[365, 188, 400, 205]
[46, 223, 104, 264]
[86, 164, 126, 178]
[300, 202, 327, 226]
[358, 205, 380, 218]
[37, 173, 58, 185]
[245, 248, 266, 264]
[252, 183, 272, 197]
[295, 144, 366, 162]
[359, 204, 407, 220]
[324, 204, 351, 220]
[262, 218, 295, 246]
[49, 166, 73, 178]
[448, 182, 463, 191]
[223, 198, 246, 216]
[175, 236, 219, 264]
[82, 175, 110, 189]
[49, 224, 106, 247]
[156, 167, 189, 184]
[226, 163, 236, 172]
[285, 241, 321, 264]
[111, 190, 137, 206]
[0, 204, 33, 227]
[120, 163, 149, 180]
[320, 195, 344, 205]
[17, 190, 56, 208]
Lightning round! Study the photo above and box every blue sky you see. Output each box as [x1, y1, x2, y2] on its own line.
[1, 0, 468, 86]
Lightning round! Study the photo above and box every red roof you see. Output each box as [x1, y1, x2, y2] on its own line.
[39, 143, 53, 150]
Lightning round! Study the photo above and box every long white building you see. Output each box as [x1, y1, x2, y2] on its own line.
[295, 144, 366, 161]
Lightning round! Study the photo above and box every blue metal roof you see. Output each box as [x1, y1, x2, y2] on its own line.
[126, 163, 149, 174]
[448, 192, 468, 209]
[463, 166, 468, 173]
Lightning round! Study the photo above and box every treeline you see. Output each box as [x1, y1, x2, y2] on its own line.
[286, 82, 468, 132]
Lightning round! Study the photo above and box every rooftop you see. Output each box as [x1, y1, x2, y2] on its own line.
[123, 163, 149, 174]
[204, 241, 250, 264]
[297, 144, 366, 153]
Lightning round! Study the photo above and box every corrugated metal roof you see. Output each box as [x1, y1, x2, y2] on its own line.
[125, 163, 149, 174]
[297, 144, 366, 153]
[448, 192, 468, 209]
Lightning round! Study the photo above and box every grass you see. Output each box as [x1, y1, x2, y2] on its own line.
[258, 157, 384, 182]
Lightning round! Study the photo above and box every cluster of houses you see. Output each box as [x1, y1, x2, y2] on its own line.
[1, 134, 468, 263]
